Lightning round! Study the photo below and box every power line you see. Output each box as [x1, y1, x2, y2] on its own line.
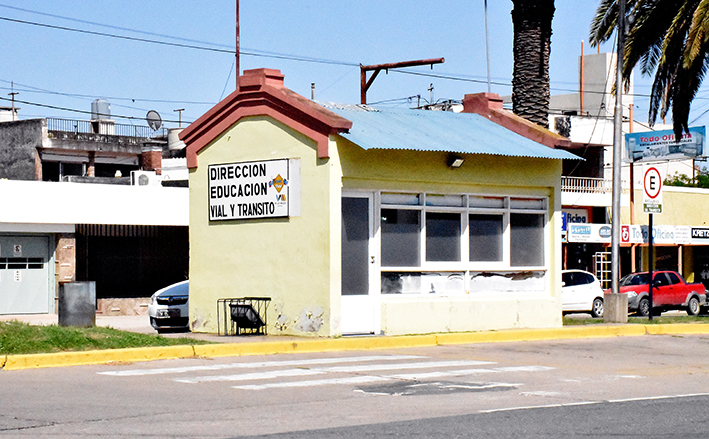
[0, 80, 214, 105]
[0, 95, 190, 125]
[0, 15, 358, 67]
[0, 3, 234, 48]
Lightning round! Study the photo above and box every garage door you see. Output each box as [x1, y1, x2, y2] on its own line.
[0, 235, 51, 314]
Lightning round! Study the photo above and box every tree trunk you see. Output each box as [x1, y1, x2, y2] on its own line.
[511, 0, 555, 128]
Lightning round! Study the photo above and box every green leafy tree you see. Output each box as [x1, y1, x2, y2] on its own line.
[664, 169, 709, 188]
[590, 1, 709, 139]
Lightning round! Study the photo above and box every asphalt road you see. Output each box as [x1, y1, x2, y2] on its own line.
[3, 334, 709, 438]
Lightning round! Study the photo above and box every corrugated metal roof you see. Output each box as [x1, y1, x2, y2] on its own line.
[327, 105, 581, 160]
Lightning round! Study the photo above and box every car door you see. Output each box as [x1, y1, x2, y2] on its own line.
[561, 271, 582, 310]
[652, 272, 671, 306]
[665, 272, 684, 305]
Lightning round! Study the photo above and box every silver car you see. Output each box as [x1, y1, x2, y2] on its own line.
[148, 280, 189, 332]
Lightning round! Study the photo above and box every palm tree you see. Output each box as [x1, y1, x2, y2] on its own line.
[590, 0, 709, 138]
[511, 0, 556, 128]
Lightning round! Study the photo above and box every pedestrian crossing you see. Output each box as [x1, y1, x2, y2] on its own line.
[99, 354, 554, 391]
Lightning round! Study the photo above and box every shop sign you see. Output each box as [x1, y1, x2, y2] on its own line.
[207, 159, 300, 221]
[568, 224, 702, 245]
[622, 225, 691, 245]
[625, 126, 705, 163]
[562, 209, 589, 232]
[692, 228, 709, 240]
[568, 224, 612, 243]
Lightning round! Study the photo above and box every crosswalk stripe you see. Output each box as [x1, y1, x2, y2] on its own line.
[99, 355, 424, 377]
[386, 365, 555, 380]
[175, 360, 497, 384]
[175, 368, 322, 384]
[233, 375, 391, 390]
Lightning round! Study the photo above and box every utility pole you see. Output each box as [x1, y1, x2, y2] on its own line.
[360, 58, 444, 105]
[606, 0, 627, 323]
[174, 108, 185, 128]
[8, 81, 18, 121]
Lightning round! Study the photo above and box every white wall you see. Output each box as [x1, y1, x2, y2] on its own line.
[0, 180, 188, 226]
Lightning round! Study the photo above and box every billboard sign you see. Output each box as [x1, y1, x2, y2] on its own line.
[624, 126, 705, 162]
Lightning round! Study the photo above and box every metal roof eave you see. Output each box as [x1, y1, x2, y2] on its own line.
[329, 106, 582, 161]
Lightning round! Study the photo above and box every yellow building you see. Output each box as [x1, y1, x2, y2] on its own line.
[180, 69, 580, 337]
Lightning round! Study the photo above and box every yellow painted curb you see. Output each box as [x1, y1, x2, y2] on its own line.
[644, 323, 709, 335]
[2, 345, 196, 371]
[192, 334, 440, 358]
[4, 324, 709, 371]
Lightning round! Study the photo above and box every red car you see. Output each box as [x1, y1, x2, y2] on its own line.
[616, 271, 707, 316]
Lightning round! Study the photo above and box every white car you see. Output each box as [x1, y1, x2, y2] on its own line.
[148, 280, 189, 332]
[561, 270, 604, 317]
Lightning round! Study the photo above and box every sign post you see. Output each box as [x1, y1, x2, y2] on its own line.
[643, 167, 663, 321]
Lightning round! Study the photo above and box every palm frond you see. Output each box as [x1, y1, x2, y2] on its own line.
[684, 0, 709, 66]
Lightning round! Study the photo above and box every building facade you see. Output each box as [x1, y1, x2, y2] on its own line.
[181, 68, 579, 337]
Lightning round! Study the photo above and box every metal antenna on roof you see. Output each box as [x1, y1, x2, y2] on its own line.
[484, 0, 492, 93]
[359, 58, 444, 105]
[236, 0, 240, 89]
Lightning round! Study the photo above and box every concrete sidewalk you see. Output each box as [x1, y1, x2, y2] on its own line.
[3, 314, 709, 371]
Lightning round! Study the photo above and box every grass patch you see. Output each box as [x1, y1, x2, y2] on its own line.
[563, 315, 709, 326]
[0, 320, 212, 355]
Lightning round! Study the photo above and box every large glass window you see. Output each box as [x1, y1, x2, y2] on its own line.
[510, 213, 544, 267]
[378, 192, 547, 296]
[469, 214, 503, 261]
[381, 209, 420, 267]
[426, 212, 461, 261]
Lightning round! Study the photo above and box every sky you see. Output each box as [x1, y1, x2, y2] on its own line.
[1, 1, 707, 132]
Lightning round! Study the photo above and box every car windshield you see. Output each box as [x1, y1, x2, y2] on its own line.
[157, 281, 189, 297]
[619, 273, 649, 286]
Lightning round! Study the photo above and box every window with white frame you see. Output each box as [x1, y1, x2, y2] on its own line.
[379, 192, 548, 294]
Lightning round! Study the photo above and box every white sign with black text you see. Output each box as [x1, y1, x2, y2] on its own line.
[208, 159, 300, 221]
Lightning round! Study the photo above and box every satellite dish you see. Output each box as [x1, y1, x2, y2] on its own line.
[146, 110, 162, 131]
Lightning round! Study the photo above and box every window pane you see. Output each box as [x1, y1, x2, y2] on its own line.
[469, 196, 504, 209]
[426, 212, 461, 262]
[381, 193, 420, 205]
[381, 209, 420, 267]
[469, 214, 503, 261]
[426, 194, 463, 207]
[341, 197, 369, 295]
[510, 213, 544, 266]
[381, 272, 421, 294]
[510, 198, 545, 210]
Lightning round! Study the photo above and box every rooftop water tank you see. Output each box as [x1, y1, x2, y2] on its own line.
[167, 128, 186, 150]
[91, 99, 111, 120]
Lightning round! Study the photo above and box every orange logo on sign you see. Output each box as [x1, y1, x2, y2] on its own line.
[269, 174, 288, 193]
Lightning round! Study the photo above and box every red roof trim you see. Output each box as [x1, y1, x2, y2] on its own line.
[462, 92, 571, 149]
[181, 69, 352, 169]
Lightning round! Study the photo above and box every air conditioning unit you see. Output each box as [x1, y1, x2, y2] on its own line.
[130, 170, 160, 187]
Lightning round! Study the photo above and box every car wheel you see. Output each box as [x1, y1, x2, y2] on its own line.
[150, 317, 158, 330]
[590, 297, 604, 318]
[686, 296, 701, 316]
[637, 298, 650, 316]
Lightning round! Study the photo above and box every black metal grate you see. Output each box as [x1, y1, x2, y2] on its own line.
[217, 297, 271, 336]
